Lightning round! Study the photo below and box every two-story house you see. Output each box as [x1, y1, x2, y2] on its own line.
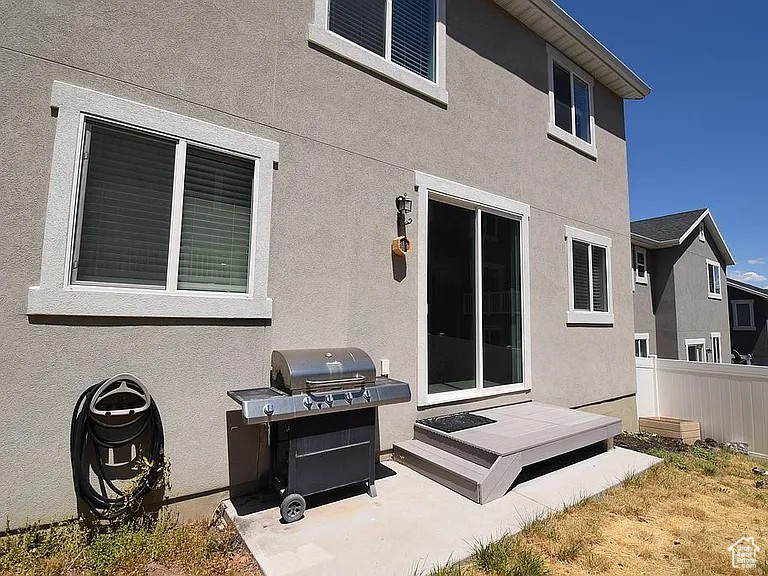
[632, 208, 734, 362]
[0, 0, 649, 527]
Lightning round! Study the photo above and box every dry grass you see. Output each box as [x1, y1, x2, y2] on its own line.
[0, 511, 261, 576]
[433, 444, 768, 576]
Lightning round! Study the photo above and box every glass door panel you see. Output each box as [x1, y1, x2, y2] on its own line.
[481, 212, 523, 387]
[427, 200, 476, 395]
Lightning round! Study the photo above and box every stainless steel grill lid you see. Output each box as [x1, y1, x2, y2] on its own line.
[271, 348, 376, 393]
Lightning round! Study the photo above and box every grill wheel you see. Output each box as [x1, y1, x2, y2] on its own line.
[280, 493, 306, 523]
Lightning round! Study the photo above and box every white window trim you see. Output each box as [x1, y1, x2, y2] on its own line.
[634, 246, 648, 285]
[732, 299, 756, 331]
[685, 338, 706, 362]
[565, 226, 614, 325]
[27, 82, 279, 318]
[415, 171, 532, 407]
[634, 333, 650, 358]
[706, 258, 722, 300]
[308, 0, 448, 104]
[699, 224, 705, 242]
[546, 44, 597, 159]
[710, 332, 722, 363]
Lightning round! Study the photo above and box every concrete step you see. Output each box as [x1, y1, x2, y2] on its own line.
[413, 423, 498, 468]
[393, 438, 491, 503]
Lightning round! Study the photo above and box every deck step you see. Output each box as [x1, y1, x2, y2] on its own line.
[414, 423, 497, 468]
[393, 439, 491, 503]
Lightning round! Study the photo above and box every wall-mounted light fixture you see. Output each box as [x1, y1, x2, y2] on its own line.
[392, 194, 413, 257]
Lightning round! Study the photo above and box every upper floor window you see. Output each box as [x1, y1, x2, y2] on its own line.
[634, 246, 647, 284]
[547, 46, 596, 158]
[706, 259, 722, 299]
[732, 299, 755, 331]
[27, 82, 278, 318]
[566, 226, 613, 325]
[309, 0, 447, 103]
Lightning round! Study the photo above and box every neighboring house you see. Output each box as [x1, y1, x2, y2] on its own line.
[631, 209, 734, 362]
[0, 0, 649, 527]
[727, 278, 768, 366]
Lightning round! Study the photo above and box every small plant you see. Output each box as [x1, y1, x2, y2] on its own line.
[428, 558, 463, 576]
[472, 535, 511, 573]
[508, 543, 549, 576]
[555, 541, 582, 562]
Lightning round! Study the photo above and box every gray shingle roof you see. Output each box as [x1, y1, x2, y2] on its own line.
[727, 277, 768, 299]
[630, 209, 707, 243]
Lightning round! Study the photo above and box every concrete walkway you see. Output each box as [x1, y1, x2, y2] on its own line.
[224, 447, 660, 576]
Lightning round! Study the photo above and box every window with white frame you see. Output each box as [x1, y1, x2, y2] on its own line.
[634, 246, 647, 284]
[685, 338, 705, 362]
[547, 45, 595, 157]
[706, 259, 722, 299]
[27, 82, 278, 318]
[565, 226, 613, 324]
[710, 332, 722, 363]
[308, 0, 447, 102]
[698, 224, 705, 242]
[634, 333, 649, 358]
[732, 299, 755, 330]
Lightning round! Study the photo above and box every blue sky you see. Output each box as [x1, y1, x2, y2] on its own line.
[556, 1, 768, 287]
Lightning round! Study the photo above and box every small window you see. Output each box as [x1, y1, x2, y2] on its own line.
[634, 333, 649, 358]
[547, 46, 595, 156]
[685, 339, 705, 362]
[732, 299, 756, 330]
[711, 333, 722, 363]
[634, 246, 647, 284]
[706, 259, 722, 299]
[309, 0, 446, 102]
[566, 226, 613, 324]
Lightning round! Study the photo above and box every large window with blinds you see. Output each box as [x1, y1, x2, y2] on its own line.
[308, 0, 446, 102]
[72, 121, 255, 294]
[565, 226, 613, 324]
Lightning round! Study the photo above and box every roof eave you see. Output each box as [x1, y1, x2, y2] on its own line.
[677, 210, 736, 266]
[493, 0, 651, 99]
[727, 279, 768, 300]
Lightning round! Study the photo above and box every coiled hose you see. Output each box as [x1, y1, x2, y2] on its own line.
[69, 376, 165, 520]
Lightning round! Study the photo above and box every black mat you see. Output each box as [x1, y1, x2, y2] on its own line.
[417, 412, 496, 433]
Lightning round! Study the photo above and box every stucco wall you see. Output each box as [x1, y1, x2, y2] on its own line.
[649, 246, 678, 359]
[728, 286, 768, 366]
[671, 231, 732, 360]
[0, 0, 636, 527]
[632, 245, 656, 354]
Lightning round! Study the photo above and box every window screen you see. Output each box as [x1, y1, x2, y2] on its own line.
[329, 0, 387, 57]
[392, 0, 436, 80]
[553, 62, 572, 133]
[74, 122, 175, 286]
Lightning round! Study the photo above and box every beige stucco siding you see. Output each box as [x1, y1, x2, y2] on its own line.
[0, 0, 636, 527]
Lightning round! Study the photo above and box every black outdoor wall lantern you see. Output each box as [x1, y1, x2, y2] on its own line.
[392, 194, 413, 257]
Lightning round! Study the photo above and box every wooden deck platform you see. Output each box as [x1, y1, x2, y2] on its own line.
[393, 402, 622, 504]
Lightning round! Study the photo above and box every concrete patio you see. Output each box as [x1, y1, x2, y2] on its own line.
[224, 446, 661, 576]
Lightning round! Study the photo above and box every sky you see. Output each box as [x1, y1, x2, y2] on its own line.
[555, 1, 768, 287]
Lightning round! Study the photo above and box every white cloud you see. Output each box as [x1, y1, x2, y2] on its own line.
[748, 257, 767, 265]
[728, 270, 768, 288]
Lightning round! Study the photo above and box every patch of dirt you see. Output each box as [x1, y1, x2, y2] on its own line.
[147, 562, 187, 576]
[614, 431, 721, 454]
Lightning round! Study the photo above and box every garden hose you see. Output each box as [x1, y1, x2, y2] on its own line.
[69, 374, 165, 520]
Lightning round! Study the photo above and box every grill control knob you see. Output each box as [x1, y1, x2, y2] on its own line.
[345, 392, 353, 403]
[325, 394, 333, 405]
[303, 397, 312, 409]
[263, 403, 274, 416]
[363, 389, 371, 401]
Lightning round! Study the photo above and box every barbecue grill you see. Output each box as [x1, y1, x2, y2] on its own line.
[228, 347, 411, 522]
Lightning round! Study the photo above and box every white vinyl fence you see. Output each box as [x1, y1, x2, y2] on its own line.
[636, 356, 768, 459]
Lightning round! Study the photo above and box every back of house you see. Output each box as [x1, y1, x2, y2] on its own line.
[631, 209, 734, 362]
[727, 278, 768, 365]
[0, 0, 649, 527]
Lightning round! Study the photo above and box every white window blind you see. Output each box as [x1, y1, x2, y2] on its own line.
[392, 0, 436, 80]
[178, 146, 254, 293]
[328, 0, 436, 81]
[329, 0, 386, 57]
[74, 122, 175, 286]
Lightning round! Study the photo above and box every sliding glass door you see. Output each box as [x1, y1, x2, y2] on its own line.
[427, 198, 523, 398]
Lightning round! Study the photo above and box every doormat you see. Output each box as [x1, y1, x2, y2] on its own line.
[417, 412, 496, 433]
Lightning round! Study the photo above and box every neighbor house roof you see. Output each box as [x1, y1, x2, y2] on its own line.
[630, 208, 736, 266]
[727, 278, 768, 300]
[494, 0, 651, 99]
